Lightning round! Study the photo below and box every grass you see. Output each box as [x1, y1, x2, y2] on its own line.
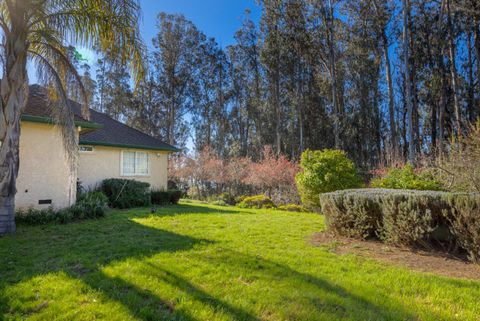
[0, 201, 479, 321]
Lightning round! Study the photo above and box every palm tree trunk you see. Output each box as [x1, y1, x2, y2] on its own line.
[0, 23, 29, 235]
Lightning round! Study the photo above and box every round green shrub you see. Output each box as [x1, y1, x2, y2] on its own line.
[278, 204, 308, 212]
[237, 195, 276, 209]
[295, 149, 363, 209]
[370, 164, 443, 191]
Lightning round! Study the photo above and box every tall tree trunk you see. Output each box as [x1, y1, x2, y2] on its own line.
[403, 0, 415, 164]
[0, 9, 29, 235]
[467, 21, 476, 122]
[327, 0, 340, 149]
[446, 0, 461, 136]
[382, 33, 398, 162]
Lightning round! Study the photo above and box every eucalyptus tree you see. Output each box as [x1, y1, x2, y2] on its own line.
[0, 0, 144, 235]
[152, 13, 202, 147]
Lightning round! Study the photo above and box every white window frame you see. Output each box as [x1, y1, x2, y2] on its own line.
[120, 150, 150, 177]
[79, 145, 95, 153]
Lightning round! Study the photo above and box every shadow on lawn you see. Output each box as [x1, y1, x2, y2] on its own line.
[0, 208, 214, 320]
[0, 203, 474, 320]
[147, 202, 257, 217]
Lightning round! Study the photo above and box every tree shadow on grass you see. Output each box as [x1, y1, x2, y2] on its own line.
[150, 248, 454, 321]
[0, 211, 214, 320]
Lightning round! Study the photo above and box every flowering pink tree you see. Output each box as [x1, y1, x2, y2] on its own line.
[245, 146, 299, 198]
[170, 145, 299, 202]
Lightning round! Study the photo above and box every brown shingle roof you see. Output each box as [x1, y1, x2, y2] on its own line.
[23, 85, 179, 152]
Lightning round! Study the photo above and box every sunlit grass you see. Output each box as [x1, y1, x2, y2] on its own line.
[1, 201, 479, 320]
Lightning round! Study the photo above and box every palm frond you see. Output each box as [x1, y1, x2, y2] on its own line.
[28, 49, 78, 174]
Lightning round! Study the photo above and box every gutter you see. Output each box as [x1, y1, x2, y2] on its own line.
[21, 114, 103, 130]
[79, 140, 181, 153]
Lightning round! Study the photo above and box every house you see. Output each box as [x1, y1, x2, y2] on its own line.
[15, 85, 178, 210]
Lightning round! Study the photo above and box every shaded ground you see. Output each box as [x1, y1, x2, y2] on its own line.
[312, 232, 480, 280]
[0, 202, 479, 320]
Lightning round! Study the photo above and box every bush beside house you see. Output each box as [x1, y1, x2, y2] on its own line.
[101, 179, 151, 209]
[16, 191, 108, 225]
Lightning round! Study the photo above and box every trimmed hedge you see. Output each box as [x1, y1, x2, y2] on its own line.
[16, 191, 109, 225]
[151, 189, 182, 205]
[101, 179, 151, 209]
[319, 189, 480, 262]
[238, 195, 276, 209]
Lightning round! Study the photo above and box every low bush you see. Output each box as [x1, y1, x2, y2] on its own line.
[319, 188, 480, 262]
[169, 190, 182, 205]
[238, 195, 276, 209]
[370, 164, 443, 191]
[211, 200, 229, 206]
[278, 204, 308, 212]
[16, 191, 108, 226]
[101, 179, 151, 209]
[73, 191, 109, 219]
[151, 190, 171, 205]
[151, 189, 182, 205]
[296, 149, 363, 210]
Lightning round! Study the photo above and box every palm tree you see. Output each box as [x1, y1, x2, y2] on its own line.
[0, 0, 144, 235]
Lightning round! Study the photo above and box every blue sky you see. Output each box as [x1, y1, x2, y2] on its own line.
[29, 0, 262, 82]
[139, 0, 261, 49]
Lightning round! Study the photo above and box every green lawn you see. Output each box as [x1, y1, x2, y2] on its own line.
[0, 202, 479, 321]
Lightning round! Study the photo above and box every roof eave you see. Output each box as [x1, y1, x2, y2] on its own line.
[21, 114, 103, 130]
[79, 140, 180, 153]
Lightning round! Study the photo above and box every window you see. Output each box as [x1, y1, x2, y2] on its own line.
[121, 151, 149, 176]
[79, 146, 94, 153]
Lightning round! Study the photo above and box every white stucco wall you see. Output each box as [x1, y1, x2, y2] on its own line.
[78, 145, 169, 191]
[16, 122, 77, 210]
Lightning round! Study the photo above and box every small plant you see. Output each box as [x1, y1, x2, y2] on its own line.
[102, 178, 151, 208]
[295, 149, 363, 210]
[238, 195, 276, 209]
[370, 164, 443, 191]
[277, 204, 308, 212]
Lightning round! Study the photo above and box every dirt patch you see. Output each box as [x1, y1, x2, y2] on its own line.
[311, 232, 480, 280]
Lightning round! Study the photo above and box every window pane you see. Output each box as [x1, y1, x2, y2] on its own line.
[136, 152, 149, 175]
[123, 152, 135, 175]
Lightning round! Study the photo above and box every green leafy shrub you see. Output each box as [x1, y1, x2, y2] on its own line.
[218, 192, 236, 205]
[370, 164, 443, 191]
[151, 190, 171, 205]
[319, 188, 480, 262]
[296, 149, 362, 210]
[278, 204, 308, 212]
[151, 189, 182, 205]
[101, 179, 151, 208]
[235, 195, 247, 204]
[73, 191, 109, 219]
[208, 193, 236, 206]
[16, 191, 108, 226]
[169, 190, 182, 205]
[238, 195, 276, 209]
[211, 200, 228, 206]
